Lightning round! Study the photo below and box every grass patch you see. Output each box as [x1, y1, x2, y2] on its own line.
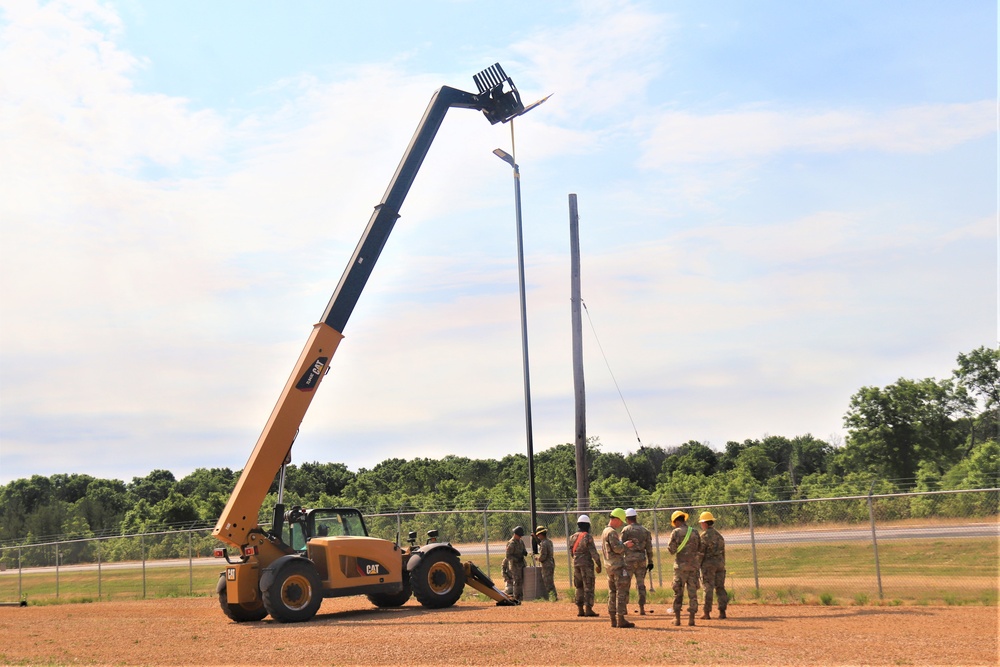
[2, 532, 996, 609]
[720, 536, 996, 606]
[819, 592, 835, 605]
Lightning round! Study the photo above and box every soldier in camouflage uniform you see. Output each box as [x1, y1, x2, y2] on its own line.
[666, 510, 701, 627]
[601, 508, 636, 629]
[697, 511, 728, 619]
[568, 514, 601, 616]
[535, 526, 557, 601]
[501, 557, 513, 597]
[505, 526, 528, 602]
[621, 507, 654, 615]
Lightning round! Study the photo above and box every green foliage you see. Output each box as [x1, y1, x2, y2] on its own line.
[1, 348, 996, 546]
[955, 346, 1000, 415]
[841, 377, 969, 480]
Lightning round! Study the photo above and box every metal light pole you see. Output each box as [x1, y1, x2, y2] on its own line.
[493, 145, 537, 552]
[492, 95, 548, 554]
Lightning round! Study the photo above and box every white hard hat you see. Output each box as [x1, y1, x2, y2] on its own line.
[577, 514, 590, 523]
[625, 508, 637, 518]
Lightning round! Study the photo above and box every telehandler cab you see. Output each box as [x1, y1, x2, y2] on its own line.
[212, 64, 527, 623]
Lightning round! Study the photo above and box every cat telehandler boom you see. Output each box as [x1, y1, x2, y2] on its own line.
[211, 64, 526, 623]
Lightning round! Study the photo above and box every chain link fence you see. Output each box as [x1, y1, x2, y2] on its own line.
[2, 488, 996, 606]
[0, 529, 221, 604]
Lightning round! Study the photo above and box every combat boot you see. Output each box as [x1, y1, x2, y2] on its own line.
[576, 603, 585, 617]
[673, 609, 681, 626]
[618, 615, 635, 628]
[701, 607, 711, 620]
[610, 614, 618, 628]
[639, 603, 646, 616]
[688, 610, 696, 626]
[584, 605, 599, 617]
[719, 609, 727, 619]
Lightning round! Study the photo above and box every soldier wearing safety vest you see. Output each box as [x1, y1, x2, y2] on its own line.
[567, 514, 601, 617]
[697, 511, 728, 619]
[666, 509, 701, 626]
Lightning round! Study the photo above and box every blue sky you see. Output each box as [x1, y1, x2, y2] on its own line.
[0, 0, 996, 485]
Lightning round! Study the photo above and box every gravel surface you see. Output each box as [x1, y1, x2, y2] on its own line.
[0, 597, 996, 666]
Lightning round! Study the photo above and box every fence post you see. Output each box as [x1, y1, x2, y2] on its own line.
[188, 531, 194, 596]
[18, 546, 23, 601]
[564, 503, 573, 589]
[141, 534, 146, 599]
[483, 501, 491, 578]
[748, 490, 760, 593]
[97, 540, 102, 600]
[55, 543, 60, 598]
[868, 481, 884, 600]
[652, 494, 663, 588]
[396, 508, 402, 547]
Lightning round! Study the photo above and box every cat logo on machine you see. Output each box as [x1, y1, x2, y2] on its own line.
[226, 567, 236, 581]
[295, 356, 328, 392]
[357, 557, 388, 577]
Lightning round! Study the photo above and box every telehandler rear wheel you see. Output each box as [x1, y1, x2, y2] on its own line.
[217, 573, 268, 622]
[412, 549, 466, 609]
[262, 559, 323, 622]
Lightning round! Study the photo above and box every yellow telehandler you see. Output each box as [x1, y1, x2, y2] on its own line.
[212, 64, 526, 622]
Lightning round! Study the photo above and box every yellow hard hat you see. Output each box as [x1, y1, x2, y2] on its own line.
[535, 526, 547, 535]
[671, 510, 688, 524]
[699, 511, 715, 523]
[610, 508, 627, 521]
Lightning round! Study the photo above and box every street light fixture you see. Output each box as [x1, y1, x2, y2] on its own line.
[493, 94, 549, 556]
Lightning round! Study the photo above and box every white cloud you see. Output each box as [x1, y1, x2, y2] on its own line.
[640, 102, 997, 166]
[0, 0, 994, 484]
[511, 1, 669, 123]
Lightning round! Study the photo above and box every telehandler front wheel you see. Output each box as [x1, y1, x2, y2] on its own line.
[411, 549, 466, 609]
[367, 578, 412, 608]
[262, 559, 323, 622]
[217, 573, 268, 623]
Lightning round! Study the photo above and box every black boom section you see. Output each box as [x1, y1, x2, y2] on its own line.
[322, 67, 524, 333]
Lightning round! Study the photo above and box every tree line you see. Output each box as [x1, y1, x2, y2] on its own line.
[1, 346, 997, 546]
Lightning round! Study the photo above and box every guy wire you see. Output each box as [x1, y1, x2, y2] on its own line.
[581, 299, 642, 444]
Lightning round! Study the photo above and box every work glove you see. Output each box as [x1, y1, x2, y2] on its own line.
[647, 563, 654, 571]
[595, 562, 602, 574]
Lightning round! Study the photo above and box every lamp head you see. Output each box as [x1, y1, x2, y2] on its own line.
[492, 148, 515, 167]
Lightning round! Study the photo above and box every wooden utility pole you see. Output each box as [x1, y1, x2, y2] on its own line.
[569, 194, 589, 512]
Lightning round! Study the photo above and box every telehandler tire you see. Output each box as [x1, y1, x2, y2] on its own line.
[411, 549, 466, 609]
[262, 559, 323, 622]
[367, 578, 412, 608]
[217, 573, 268, 623]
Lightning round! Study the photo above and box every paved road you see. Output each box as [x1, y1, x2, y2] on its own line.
[458, 521, 999, 556]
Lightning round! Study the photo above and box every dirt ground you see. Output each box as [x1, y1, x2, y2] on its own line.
[0, 597, 996, 666]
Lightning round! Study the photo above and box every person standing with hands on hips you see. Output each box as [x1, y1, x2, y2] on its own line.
[601, 508, 636, 628]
